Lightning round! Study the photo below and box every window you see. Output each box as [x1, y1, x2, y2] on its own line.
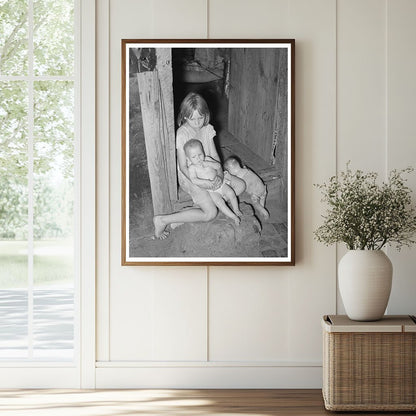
[0, 0, 77, 361]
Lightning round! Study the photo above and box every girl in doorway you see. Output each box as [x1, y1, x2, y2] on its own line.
[153, 92, 245, 239]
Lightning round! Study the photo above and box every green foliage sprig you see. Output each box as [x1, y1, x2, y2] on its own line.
[314, 164, 416, 250]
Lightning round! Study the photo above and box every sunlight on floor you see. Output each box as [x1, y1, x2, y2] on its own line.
[0, 389, 271, 416]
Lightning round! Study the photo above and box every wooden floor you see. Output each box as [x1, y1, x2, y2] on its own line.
[0, 389, 413, 415]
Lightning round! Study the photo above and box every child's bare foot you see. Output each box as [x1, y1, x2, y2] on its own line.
[153, 216, 169, 240]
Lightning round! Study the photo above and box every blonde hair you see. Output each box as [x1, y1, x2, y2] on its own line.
[183, 139, 204, 157]
[177, 92, 210, 127]
[224, 157, 241, 170]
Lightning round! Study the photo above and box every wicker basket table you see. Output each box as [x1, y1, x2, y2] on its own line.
[322, 315, 416, 411]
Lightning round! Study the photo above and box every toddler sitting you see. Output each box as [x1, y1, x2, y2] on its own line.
[224, 157, 269, 220]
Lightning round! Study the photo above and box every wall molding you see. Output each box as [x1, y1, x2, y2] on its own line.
[96, 365, 322, 388]
[96, 360, 321, 368]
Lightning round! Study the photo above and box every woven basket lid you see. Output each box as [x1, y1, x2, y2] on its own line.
[322, 315, 416, 333]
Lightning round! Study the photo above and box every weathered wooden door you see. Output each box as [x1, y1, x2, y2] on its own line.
[227, 48, 288, 168]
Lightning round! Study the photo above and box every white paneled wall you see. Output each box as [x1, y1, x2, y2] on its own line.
[386, 0, 416, 314]
[209, 0, 290, 38]
[96, 0, 416, 388]
[337, 0, 387, 171]
[209, 268, 290, 362]
[110, 268, 208, 361]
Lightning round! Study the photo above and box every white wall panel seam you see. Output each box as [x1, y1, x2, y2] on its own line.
[207, 266, 210, 361]
[207, 0, 210, 38]
[96, 0, 111, 363]
[335, 0, 339, 314]
[385, 0, 389, 178]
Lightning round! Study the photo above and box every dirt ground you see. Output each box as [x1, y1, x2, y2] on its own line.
[129, 178, 288, 259]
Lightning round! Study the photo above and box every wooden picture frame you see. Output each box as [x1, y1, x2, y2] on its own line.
[122, 39, 295, 265]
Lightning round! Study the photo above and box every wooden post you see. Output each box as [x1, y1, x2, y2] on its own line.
[137, 70, 173, 216]
[136, 48, 177, 216]
[156, 49, 177, 201]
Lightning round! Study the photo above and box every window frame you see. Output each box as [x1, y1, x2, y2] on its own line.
[0, 0, 96, 388]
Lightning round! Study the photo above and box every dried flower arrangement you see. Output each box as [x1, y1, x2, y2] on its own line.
[314, 164, 416, 250]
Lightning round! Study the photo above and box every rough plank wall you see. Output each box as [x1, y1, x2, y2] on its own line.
[228, 48, 287, 166]
[273, 48, 288, 189]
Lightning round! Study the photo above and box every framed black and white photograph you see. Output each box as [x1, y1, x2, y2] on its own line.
[122, 39, 295, 265]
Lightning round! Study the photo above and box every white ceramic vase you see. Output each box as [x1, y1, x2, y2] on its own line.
[338, 250, 393, 321]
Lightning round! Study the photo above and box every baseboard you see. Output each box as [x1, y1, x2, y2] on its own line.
[95, 364, 323, 389]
